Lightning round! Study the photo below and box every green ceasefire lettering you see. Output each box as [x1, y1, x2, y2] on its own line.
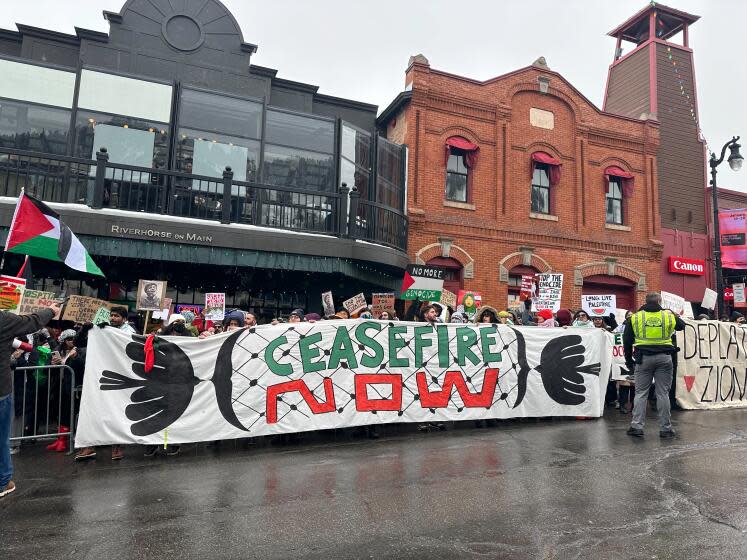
[328, 327, 359, 370]
[264, 335, 293, 376]
[480, 325, 502, 363]
[355, 322, 384, 368]
[388, 325, 410, 367]
[436, 325, 450, 367]
[414, 325, 434, 366]
[299, 331, 325, 373]
[456, 327, 481, 366]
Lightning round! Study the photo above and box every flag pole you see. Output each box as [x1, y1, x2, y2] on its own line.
[16, 256, 29, 277]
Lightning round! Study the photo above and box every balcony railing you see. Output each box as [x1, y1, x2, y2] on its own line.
[0, 147, 408, 251]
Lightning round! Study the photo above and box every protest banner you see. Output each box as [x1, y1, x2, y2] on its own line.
[0, 275, 26, 314]
[136, 279, 166, 311]
[18, 290, 63, 319]
[76, 321, 610, 446]
[93, 307, 111, 325]
[62, 295, 111, 323]
[701, 288, 717, 311]
[371, 293, 395, 317]
[608, 332, 632, 381]
[533, 273, 563, 312]
[661, 290, 686, 315]
[733, 283, 746, 307]
[401, 264, 445, 301]
[457, 290, 482, 319]
[581, 295, 617, 317]
[676, 320, 747, 409]
[439, 289, 457, 310]
[321, 291, 335, 317]
[343, 293, 367, 315]
[205, 293, 226, 321]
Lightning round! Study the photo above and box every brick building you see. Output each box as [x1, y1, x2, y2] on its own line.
[378, 54, 662, 312]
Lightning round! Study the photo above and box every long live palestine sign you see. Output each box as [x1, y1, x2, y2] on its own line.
[76, 321, 611, 446]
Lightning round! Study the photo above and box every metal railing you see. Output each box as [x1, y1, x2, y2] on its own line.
[0, 146, 407, 250]
[10, 364, 76, 453]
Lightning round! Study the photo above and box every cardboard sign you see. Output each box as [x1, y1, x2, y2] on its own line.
[733, 283, 746, 307]
[0, 275, 26, 314]
[205, 293, 226, 321]
[701, 288, 717, 311]
[439, 289, 457, 310]
[371, 293, 395, 317]
[401, 264, 445, 301]
[457, 290, 482, 319]
[343, 293, 367, 315]
[93, 307, 111, 326]
[581, 294, 617, 317]
[519, 275, 535, 301]
[62, 295, 111, 324]
[661, 290, 686, 315]
[136, 279, 167, 311]
[321, 291, 335, 317]
[18, 290, 63, 319]
[534, 273, 563, 312]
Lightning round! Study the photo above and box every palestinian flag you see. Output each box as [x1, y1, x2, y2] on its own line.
[4, 192, 104, 276]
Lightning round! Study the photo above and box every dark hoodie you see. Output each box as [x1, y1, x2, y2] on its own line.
[1, 308, 55, 397]
[623, 302, 685, 368]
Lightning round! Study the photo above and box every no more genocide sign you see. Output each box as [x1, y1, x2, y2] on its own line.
[401, 264, 446, 301]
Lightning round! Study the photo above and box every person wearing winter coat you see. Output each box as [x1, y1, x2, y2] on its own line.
[572, 310, 594, 328]
[474, 306, 499, 324]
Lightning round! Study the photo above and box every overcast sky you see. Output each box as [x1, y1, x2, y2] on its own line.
[4, 0, 746, 191]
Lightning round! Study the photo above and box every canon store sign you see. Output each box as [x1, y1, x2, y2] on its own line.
[668, 256, 705, 276]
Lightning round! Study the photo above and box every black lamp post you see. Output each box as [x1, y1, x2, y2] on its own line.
[709, 136, 743, 319]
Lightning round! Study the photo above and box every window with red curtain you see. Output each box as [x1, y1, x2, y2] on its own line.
[604, 166, 634, 196]
[445, 137, 479, 203]
[530, 152, 561, 186]
[604, 166, 634, 225]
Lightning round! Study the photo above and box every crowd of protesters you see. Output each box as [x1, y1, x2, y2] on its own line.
[2, 292, 746, 498]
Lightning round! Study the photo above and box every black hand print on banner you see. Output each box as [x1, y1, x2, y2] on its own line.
[99, 335, 199, 436]
[535, 335, 601, 406]
[510, 329, 601, 408]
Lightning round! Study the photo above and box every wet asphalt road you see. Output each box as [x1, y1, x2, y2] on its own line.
[3, 408, 747, 560]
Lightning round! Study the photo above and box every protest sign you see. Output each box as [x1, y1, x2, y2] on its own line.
[152, 298, 172, 321]
[733, 283, 746, 307]
[701, 288, 717, 311]
[581, 294, 617, 317]
[371, 293, 395, 317]
[401, 264, 445, 301]
[661, 290, 686, 315]
[136, 279, 166, 311]
[93, 307, 111, 326]
[457, 290, 482, 319]
[608, 332, 633, 381]
[507, 294, 521, 310]
[62, 295, 111, 323]
[321, 291, 335, 317]
[18, 290, 63, 319]
[533, 273, 563, 312]
[682, 301, 695, 319]
[439, 289, 457, 310]
[519, 275, 535, 301]
[343, 293, 367, 315]
[0, 275, 26, 314]
[676, 320, 747, 410]
[205, 293, 226, 321]
[76, 321, 610, 446]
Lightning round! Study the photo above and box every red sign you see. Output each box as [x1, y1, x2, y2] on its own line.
[724, 287, 734, 301]
[668, 256, 705, 276]
[519, 275, 535, 301]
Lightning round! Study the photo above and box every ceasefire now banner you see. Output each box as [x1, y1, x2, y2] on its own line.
[75, 321, 611, 447]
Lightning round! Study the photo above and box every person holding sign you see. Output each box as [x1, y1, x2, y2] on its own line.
[623, 293, 685, 439]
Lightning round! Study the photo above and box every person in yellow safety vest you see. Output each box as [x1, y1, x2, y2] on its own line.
[623, 292, 685, 439]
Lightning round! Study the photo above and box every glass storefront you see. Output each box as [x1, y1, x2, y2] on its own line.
[0, 100, 70, 155]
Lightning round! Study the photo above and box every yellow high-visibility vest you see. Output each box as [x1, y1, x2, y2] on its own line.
[631, 310, 676, 347]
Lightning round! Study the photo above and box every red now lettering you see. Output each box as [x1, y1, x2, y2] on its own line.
[416, 369, 499, 408]
[354, 374, 403, 412]
[266, 378, 336, 424]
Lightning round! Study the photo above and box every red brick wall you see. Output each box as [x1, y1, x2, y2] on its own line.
[387, 60, 663, 311]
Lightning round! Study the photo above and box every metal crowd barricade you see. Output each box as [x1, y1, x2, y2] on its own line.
[10, 364, 76, 454]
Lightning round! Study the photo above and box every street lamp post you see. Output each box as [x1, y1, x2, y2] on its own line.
[709, 136, 744, 319]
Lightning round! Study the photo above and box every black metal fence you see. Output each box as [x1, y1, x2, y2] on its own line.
[0, 147, 408, 249]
